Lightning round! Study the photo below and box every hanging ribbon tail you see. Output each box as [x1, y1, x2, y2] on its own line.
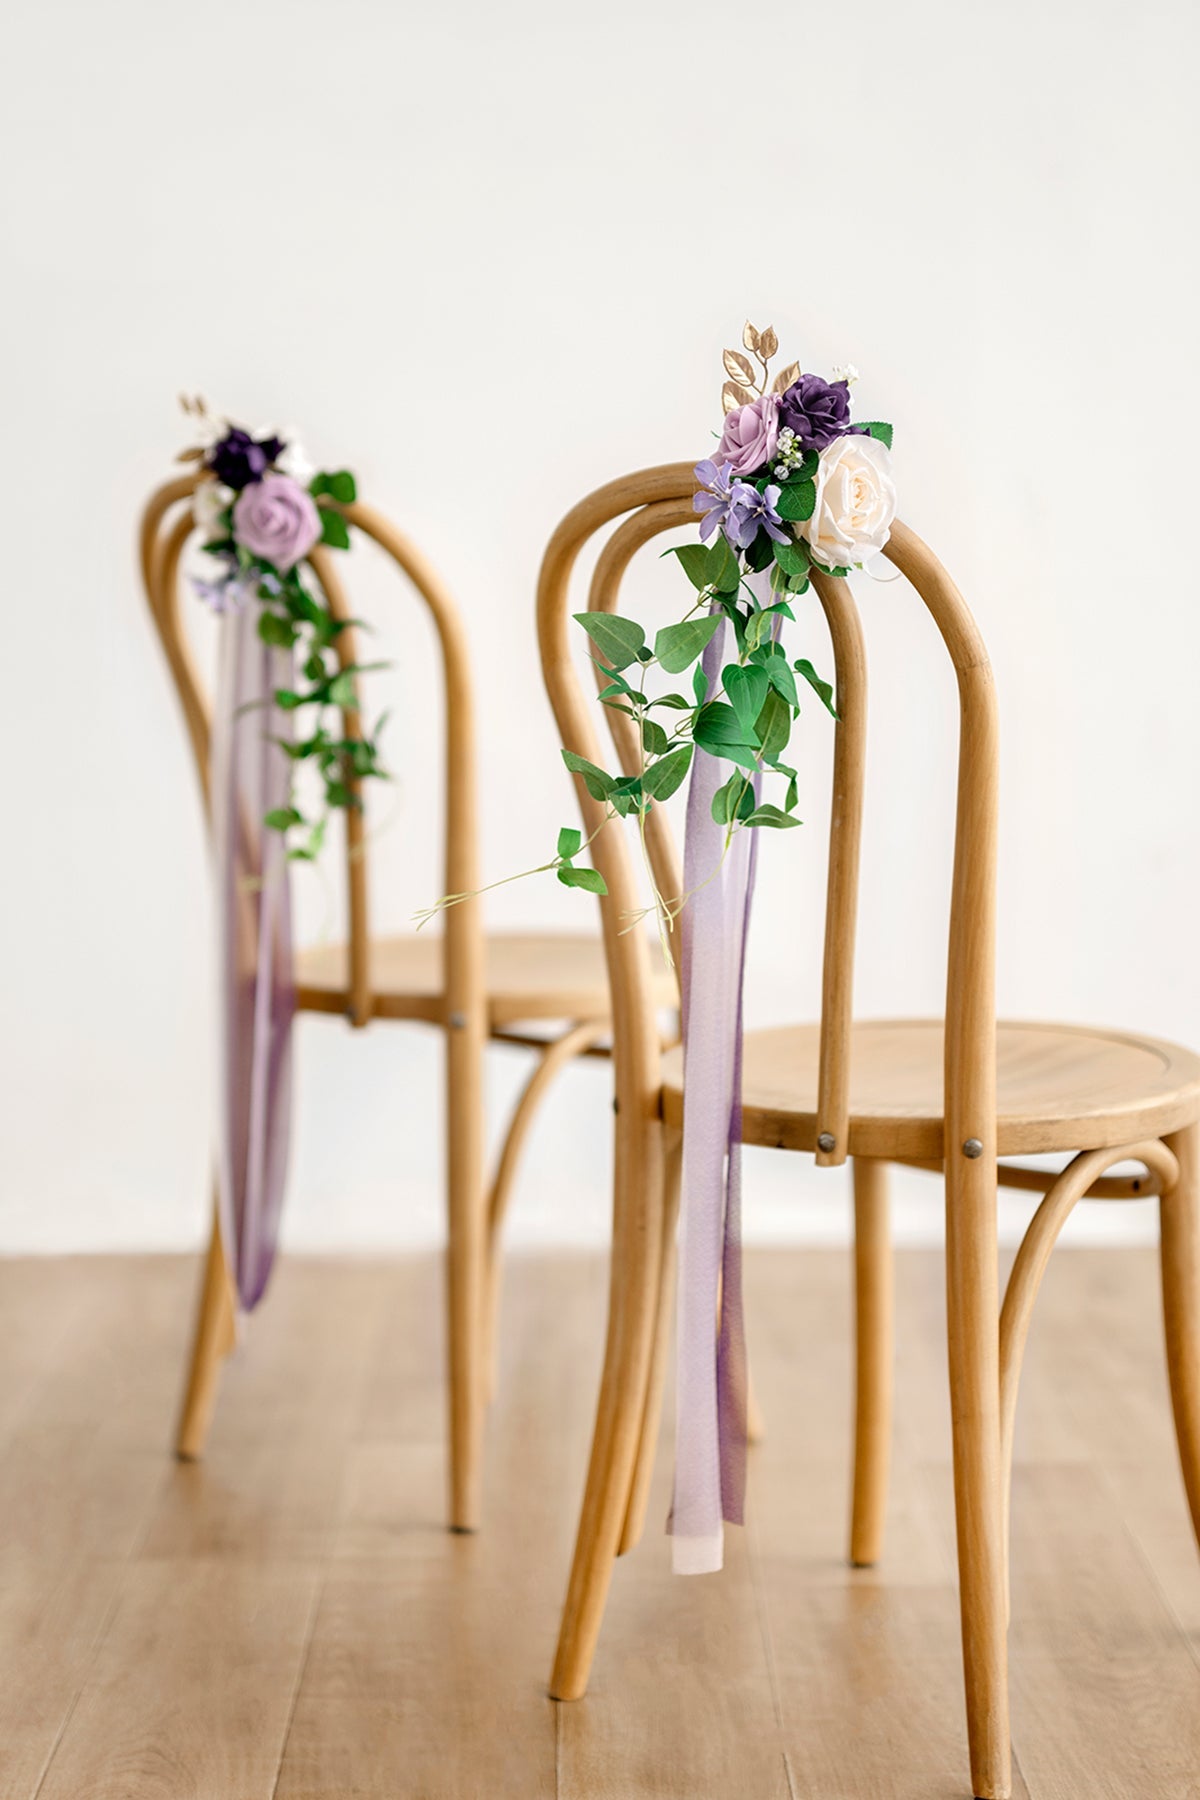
[669, 609, 759, 1574]
[211, 603, 296, 1313]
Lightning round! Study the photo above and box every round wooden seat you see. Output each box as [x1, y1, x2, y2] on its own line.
[661, 1019, 1200, 1160]
[296, 930, 677, 1031]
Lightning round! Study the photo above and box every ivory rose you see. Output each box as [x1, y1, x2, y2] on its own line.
[714, 392, 781, 477]
[801, 434, 896, 569]
[232, 473, 322, 571]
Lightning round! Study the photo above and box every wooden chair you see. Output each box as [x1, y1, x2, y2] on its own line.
[139, 471, 675, 1534]
[536, 462, 1200, 1800]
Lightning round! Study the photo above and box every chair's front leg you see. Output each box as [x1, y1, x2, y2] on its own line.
[1161, 1120, 1200, 1550]
[618, 1120, 682, 1556]
[850, 1155, 893, 1567]
[550, 1106, 666, 1701]
[175, 1191, 238, 1460]
[945, 1154, 1011, 1800]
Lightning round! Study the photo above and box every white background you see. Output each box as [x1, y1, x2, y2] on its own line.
[2, 0, 1197, 1257]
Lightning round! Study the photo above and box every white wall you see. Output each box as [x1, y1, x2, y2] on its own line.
[2, 0, 1197, 1257]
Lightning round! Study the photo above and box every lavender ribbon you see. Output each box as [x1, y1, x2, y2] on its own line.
[669, 611, 760, 1574]
[210, 602, 296, 1311]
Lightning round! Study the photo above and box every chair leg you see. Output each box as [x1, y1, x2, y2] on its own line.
[550, 1110, 665, 1700]
[175, 1198, 238, 1460]
[849, 1155, 893, 1567]
[1161, 1121, 1200, 1550]
[945, 1156, 1011, 1800]
[618, 1122, 682, 1556]
[484, 1022, 607, 1400]
[445, 1020, 487, 1533]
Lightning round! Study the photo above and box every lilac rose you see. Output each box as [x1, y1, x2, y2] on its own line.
[779, 373, 863, 451]
[714, 392, 781, 477]
[232, 474, 322, 571]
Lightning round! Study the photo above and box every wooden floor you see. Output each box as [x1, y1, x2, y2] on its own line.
[1, 1245, 1198, 1799]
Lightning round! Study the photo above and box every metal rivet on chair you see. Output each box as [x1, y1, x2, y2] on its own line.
[448, 1010, 467, 1029]
[962, 1137, 984, 1159]
[817, 1131, 836, 1153]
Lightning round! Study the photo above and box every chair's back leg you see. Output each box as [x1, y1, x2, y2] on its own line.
[849, 1156, 893, 1568]
[175, 1194, 238, 1460]
[1161, 1121, 1200, 1551]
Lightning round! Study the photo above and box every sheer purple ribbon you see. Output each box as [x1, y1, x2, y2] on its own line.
[669, 611, 761, 1574]
[211, 602, 296, 1312]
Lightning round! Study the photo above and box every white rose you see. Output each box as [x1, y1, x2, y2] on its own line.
[192, 477, 233, 542]
[801, 434, 896, 570]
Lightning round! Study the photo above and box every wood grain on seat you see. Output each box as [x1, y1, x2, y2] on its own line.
[661, 1019, 1200, 1160]
[296, 930, 677, 1030]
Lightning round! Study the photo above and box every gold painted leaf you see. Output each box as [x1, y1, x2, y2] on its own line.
[721, 379, 753, 416]
[175, 445, 206, 463]
[759, 326, 779, 359]
[723, 348, 757, 387]
[771, 360, 801, 394]
[742, 321, 761, 353]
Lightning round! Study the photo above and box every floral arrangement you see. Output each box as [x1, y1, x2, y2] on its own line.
[180, 399, 389, 861]
[550, 325, 896, 915]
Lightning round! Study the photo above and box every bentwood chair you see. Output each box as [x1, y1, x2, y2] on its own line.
[537, 463, 1200, 1800]
[139, 471, 674, 1533]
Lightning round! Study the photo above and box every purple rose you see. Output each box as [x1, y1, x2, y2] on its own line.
[232, 474, 322, 571]
[714, 392, 781, 477]
[778, 374, 863, 451]
[208, 426, 285, 490]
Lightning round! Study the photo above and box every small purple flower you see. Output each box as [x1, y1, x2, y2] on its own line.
[725, 481, 788, 550]
[190, 554, 257, 613]
[208, 426, 286, 491]
[693, 459, 737, 542]
[779, 373, 864, 451]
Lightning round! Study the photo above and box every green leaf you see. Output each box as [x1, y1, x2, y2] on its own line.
[794, 658, 838, 719]
[859, 421, 894, 450]
[775, 481, 816, 523]
[772, 537, 810, 577]
[666, 543, 717, 590]
[650, 692, 692, 710]
[655, 614, 721, 674]
[724, 663, 769, 735]
[328, 670, 359, 709]
[264, 805, 303, 831]
[709, 536, 742, 594]
[641, 717, 670, 758]
[557, 863, 608, 895]
[642, 742, 694, 801]
[573, 612, 646, 671]
[711, 771, 756, 825]
[318, 506, 351, 550]
[324, 779, 357, 809]
[326, 469, 357, 504]
[694, 702, 759, 770]
[752, 645, 799, 709]
[258, 611, 297, 648]
[746, 803, 801, 829]
[755, 687, 793, 762]
[557, 826, 582, 859]
[561, 748, 615, 801]
[743, 531, 774, 574]
[274, 688, 303, 711]
[692, 664, 709, 707]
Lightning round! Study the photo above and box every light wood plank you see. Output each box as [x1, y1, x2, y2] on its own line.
[36, 1559, 320, 1800]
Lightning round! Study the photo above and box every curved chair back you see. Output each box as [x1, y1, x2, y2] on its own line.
[138, 473, 485, 1032]
[536, 462, 999, 1185]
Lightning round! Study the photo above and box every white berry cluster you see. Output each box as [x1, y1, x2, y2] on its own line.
[772, 426, 807, 482]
